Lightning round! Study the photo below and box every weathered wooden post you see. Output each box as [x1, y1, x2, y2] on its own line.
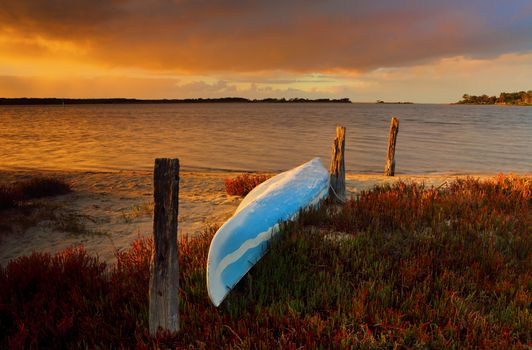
[384, 117, 399, 176]
[329, 125, 346, 202]
[149, 158, 180, 335]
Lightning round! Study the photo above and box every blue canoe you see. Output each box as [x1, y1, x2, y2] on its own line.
[207, 158, 329, 306]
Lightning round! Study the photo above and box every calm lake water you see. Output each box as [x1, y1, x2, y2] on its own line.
[0, 103, 530, 174]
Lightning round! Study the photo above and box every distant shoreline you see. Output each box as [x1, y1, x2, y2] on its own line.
[450, 102, 531, 106]
[375, 100, 414, 104]
[0, 97, 351, 106]
[455, 91, 531, 106]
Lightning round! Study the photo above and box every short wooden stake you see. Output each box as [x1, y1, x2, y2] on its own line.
[384, 117, 399, 176]
[149, 158, 180, 335]
[329, 125, 346, 202]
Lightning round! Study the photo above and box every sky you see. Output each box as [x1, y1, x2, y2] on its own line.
[0, 0, 531, 103]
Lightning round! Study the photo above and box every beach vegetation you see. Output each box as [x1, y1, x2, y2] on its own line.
[224, 174, 271, 196]
[121, 202, 153, 223]
[0, 185, 18, 211]
[0, 177, 71, 211]
[0, 175, 530, 348]
[15, 177, 72, 200]
[458, 91, 532, 105]
[52, 212, 108, 237]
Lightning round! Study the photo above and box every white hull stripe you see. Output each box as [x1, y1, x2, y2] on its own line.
[215, 185, 329, 280]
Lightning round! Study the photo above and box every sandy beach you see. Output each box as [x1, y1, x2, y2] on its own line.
[0, 169, 501, 266]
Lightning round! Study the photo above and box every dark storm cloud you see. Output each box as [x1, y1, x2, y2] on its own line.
[0, 0, 530, 72]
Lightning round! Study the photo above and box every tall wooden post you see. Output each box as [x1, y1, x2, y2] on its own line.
[329, 125, 346, 202]
[149, 158, 180, 335]
[384, 117, 399, 176]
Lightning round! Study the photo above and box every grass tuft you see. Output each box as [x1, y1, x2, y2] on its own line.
[0, 185, 18, 211]
[0, 177, 72, 211]
[224, 174, 271, 196]
[15, 177, 72, 200]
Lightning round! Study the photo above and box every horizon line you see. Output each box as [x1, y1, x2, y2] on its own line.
[0, 97, 434, 105]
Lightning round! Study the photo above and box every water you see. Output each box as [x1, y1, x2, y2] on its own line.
[0, 103, 530, 174]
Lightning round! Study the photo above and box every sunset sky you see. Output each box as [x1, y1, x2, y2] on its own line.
[0, 0, 531, 102]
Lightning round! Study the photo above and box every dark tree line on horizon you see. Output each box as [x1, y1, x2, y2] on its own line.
[0, 97, 351, 106]
[457, 91, 532, 105]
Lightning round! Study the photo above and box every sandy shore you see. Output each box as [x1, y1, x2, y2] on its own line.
[0, 169, 499, 266]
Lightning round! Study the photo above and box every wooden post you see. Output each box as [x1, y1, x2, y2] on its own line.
[149, 158, 180, 335]
[329, 125, 346, 202]
[384, 117, 399, 176]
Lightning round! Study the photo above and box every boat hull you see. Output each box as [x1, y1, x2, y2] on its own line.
[207, 158, 329, 306]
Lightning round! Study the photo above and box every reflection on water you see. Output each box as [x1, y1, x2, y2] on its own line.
[0, 103, 530, 173]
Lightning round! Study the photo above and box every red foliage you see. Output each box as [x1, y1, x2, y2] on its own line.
[224, 174, 271, 196]
[0, 247, 108, 348]
[0, 175, 529, 348]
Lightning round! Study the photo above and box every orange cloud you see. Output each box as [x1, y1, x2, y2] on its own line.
[2, 51, 531, 102]
[0, 1, 530, 100]
[1, 1, 530, 73]
[0, 75, 333, 99]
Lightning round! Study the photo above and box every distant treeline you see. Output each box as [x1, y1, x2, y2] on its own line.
[0, 97, 351, 105]
[457, 91, 532, 105]
[376, 100, 414, 104]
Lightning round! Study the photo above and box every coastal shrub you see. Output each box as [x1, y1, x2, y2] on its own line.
[0, 184, 18, 210]
[0, 240, 153, 349]
[0, 175, 530, 348]
[15, 177, 72, 200]
[0, 177, 71, 211]
[224, 173, 271, 196]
